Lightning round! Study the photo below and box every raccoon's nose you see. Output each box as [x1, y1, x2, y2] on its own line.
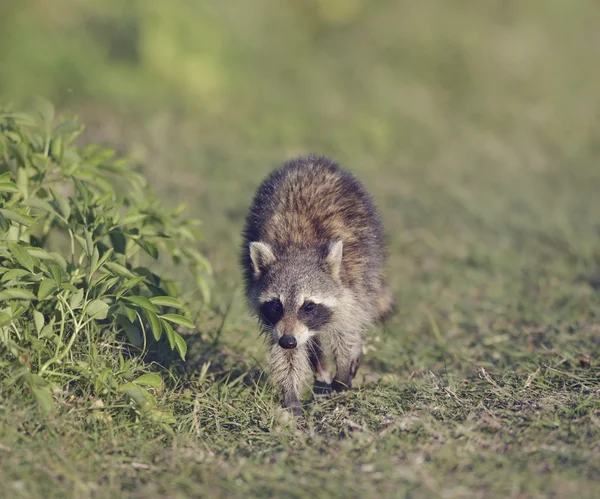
[278, 335, 297, 349]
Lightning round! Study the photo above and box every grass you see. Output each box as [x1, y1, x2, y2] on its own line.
[1, 1, 600, 497]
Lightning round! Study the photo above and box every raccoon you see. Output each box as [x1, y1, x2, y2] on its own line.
[241, 155, 393, 416]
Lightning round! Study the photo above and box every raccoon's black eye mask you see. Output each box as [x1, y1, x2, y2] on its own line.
[298, 302, 332, 330]
[259, 299, 283, 325]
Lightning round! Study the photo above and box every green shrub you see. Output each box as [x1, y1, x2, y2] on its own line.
[0, 99, 211, 428]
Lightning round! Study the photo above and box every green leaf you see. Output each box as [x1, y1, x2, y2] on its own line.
[3, 130, 22, 143]
[123, 296, 158, 313]
[0, 289, 36, 302]
[33, 310, 45, 334]
[31, 385, 55, 414]
[6, 141, 27, 167]
[0, 312, 13, 327]
[119, 384, 152, 408]
[48, 253, 68, 272]
[28, 135, 44, 153]
[23, 197, 59, 218]
[144, 310, 162, 341]
[117, 316, 143, 347]
[149, 296, 184, 310]
[133, 266, 158, 285]
[0, 208, 34, 227]
[2, 112, 38, 127]
[135, 239, 159, 259]
[77, 171, 113, 192]
[10, 303, 27, 319]
[53, 119, 82, 137]
[122, 306, 137, 323]
[16, 167, 28, 197]
[109, 230, 127, 254]
[69, 289, 84, 309]
[163, 280, 181, 299]
[74, 234, 87, 253]
[84, 228, 94, 256]
[62, 283, 78, 293]
[150, 410, 176, 425]
[1, 268, 31, 282]
[47, 264, 63, 285]
[159, 314, 195, 330]
[50, 137, 64, 160]
[62, 150, 81, 171]
[196, 273, 211, 304]
[88, 246, 99, 283]
[39, 324, 54, 339]
[115, 276, 146, 299]
[7, 242, 37, 273]
[86, 299, 109, 320]
[27, 247, 53, 260]
[38, 279, 56, 300]
[104, 261, 136, 278]
[174, 332, 188, 361]
[93, 247, 114, 273]
[50, 188, 71, 221]
[95, 276, 119, 296]
[32, 153, 50, 169]
[0, 181, 19, 193]
[134, 373, 163, 388]
[161, 319, 176, 350]
[117, 213, 147, 227]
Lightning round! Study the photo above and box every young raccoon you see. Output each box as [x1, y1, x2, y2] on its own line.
[241, 155, 392, 416]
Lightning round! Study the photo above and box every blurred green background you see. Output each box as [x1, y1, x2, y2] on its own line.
[4, 0, 598, 151]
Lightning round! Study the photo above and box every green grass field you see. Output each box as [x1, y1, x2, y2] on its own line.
[1, 1, 600, 497]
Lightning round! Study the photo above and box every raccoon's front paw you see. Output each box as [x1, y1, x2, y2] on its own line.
[313, 380, 332, 396]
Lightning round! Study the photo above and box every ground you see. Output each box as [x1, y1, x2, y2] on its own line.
[1, 2, 600, 498]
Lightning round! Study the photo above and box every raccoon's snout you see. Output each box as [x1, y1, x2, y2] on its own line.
[278, 336, 297, 349]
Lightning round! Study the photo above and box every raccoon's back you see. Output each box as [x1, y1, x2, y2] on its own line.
[242, 156, 386, 288]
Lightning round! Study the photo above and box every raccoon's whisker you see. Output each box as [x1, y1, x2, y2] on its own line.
[260, 324, 275, 335]
[257, 316, 276, 329]
[308, 338, 325, 355]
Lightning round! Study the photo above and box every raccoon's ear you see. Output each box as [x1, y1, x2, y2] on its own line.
[324, 240, 343, 281]
[249, 242, 277, 278]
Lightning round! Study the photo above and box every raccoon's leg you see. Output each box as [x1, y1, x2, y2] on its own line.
[268, 343, 312, 416]
[331, 332, 363, 392]
[308, 337, 332, 395]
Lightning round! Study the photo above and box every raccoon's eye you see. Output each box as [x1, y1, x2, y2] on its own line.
[302, 302, 316, 313]
[270, 300, 283, 314]
[259, 299, 283, 324]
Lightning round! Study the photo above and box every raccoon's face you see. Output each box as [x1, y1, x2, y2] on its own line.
[247, 240, 344, 349]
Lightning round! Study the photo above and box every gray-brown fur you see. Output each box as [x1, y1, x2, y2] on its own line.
[240, 155, 392, 416]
